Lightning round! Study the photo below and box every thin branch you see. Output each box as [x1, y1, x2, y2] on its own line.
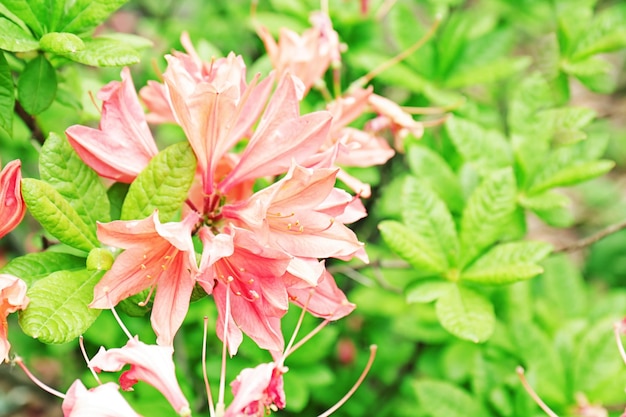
[15, 101, 45, 145]
[554, 218, 626, 253]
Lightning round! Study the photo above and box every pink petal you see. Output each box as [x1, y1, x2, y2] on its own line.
[89, 338, 189, 415]
[62, 380, 142, 417]
[0, 160, 26, 239]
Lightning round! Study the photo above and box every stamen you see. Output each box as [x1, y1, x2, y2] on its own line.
[268, 211, 295, 219]
[79, 336, 101, 384]
[317, 345, 378, 417]
[202, 317, 216, 417]
[516, 367, 559, 417]
[106, 292, 133, 341]
[281, 290, 315, 366]
[217, 283, 232, 415]
[88, 91, 101, 115]
[138, 285, 156, 307]
[287, 319, 331, 357]
[13, 356, 66, 399]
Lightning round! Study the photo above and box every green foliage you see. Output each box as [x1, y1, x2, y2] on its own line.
[17, 54, 57, 115]
[18, 269, 103, 344]
[0, 251, 86, 286]
[120, 141, 197, 222]
[0, 52, 13, 137]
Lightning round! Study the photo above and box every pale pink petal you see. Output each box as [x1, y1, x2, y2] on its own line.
[0, 160, 25, 239]
[0, 274, 29, 362]
[225, 362, 286, 417]
[66, 67, 158, 183]
[62, 380, 142, 417]
[285, 270, 355, 320]
[91, 212, 199, 346]
[89, 337, 190, 416]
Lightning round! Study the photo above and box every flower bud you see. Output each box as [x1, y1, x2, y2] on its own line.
[0, 160, 26, 240]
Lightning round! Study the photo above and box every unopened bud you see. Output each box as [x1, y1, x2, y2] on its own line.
[0, 160, 26, 240]
[87, 248, 115, 271]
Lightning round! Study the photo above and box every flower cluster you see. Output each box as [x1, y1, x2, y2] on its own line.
[3, 9, 423, 416]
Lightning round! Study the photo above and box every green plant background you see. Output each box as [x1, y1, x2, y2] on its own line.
[1, 0, 626, 416]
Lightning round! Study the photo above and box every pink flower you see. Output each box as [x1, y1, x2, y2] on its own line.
[0, 160, 25, 239]
[66, 67, 158, 183]
[285, 269, 355, 321]
[367, 93, 424, 152]
[198, 226, 291, 355]
[257, 12, 341, 93]
[0, 274, 29, 362]
[162, 52, 274, 195]
[62, 380, 142, 417]
[218, 74, 332, 193]
[89, 337, 190, 416]
[90, 211, 200, 346]
[225, 362, 287, 417]
[223, 163, 367, 263]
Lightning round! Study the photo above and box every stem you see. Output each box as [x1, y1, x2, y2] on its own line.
[15, 101, 45, 145]
[317, 345, 378, 417]
[554, 219, 626, 253]
[352, 17, 441, 88]
[516, 367, 559, 417]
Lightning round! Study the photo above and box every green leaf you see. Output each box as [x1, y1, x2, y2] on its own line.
[406, 280, 453, 304]
[402, 176, 459, 268]
[21, 178, 99, 252]
[60, 0, 129, 34]
[0, 251, 85, 286]
[0, 52, 13, 137]
[57, 38, 140, 67]
[121, 142, 196, 222]
[406, 145, 464, 213]
[518, 190, 570, 211]
[461, 241, 552, 285]
[528, 160, 614, 194]
[378, 220, 445, 274]
[435, 285, 495, 343]
[571, 3, 626, 60]
[0, 17, 39, 52]
[39, 32, 85, 53]
[509, 321, 566, 404]
[445, 115, 512, 174]
[39, 132, 110, 230]
[445, 57, 531, 89]
[561, 56, 612, 77]
[459, 168, 517, 268]
[107, 182, 129, 221]
[414, 380, 483, 417]
[94, 32, 154, 50]
[0, 1, 43, 36]
[572, 317, 626, 403]
[17, 55, 57, 115]
[18, 269, 103, 344]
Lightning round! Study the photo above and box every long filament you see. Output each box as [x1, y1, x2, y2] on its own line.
[79, 335, 101, 384]
[317, 345, 378, 417]
[14, 357, 66, 399]
[202, 317, 216, 417]
[516, 367, 559, 417]
[614, 321, 626, 366]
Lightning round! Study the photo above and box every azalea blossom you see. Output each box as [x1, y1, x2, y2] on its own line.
[0, 160, 26, 240]
[198, 226, 291, 355]
[366, 93, 424, 152]
[66, 67, 158, 183]
[89, 337, 190, 416]
[223, 163, 367, 264]
[224, 362, 287, 417]
[257, 11, 342, 93]
[0, 274, 29, 362]
[62, 380, 143, 417]
[90, 211, 200, 346]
